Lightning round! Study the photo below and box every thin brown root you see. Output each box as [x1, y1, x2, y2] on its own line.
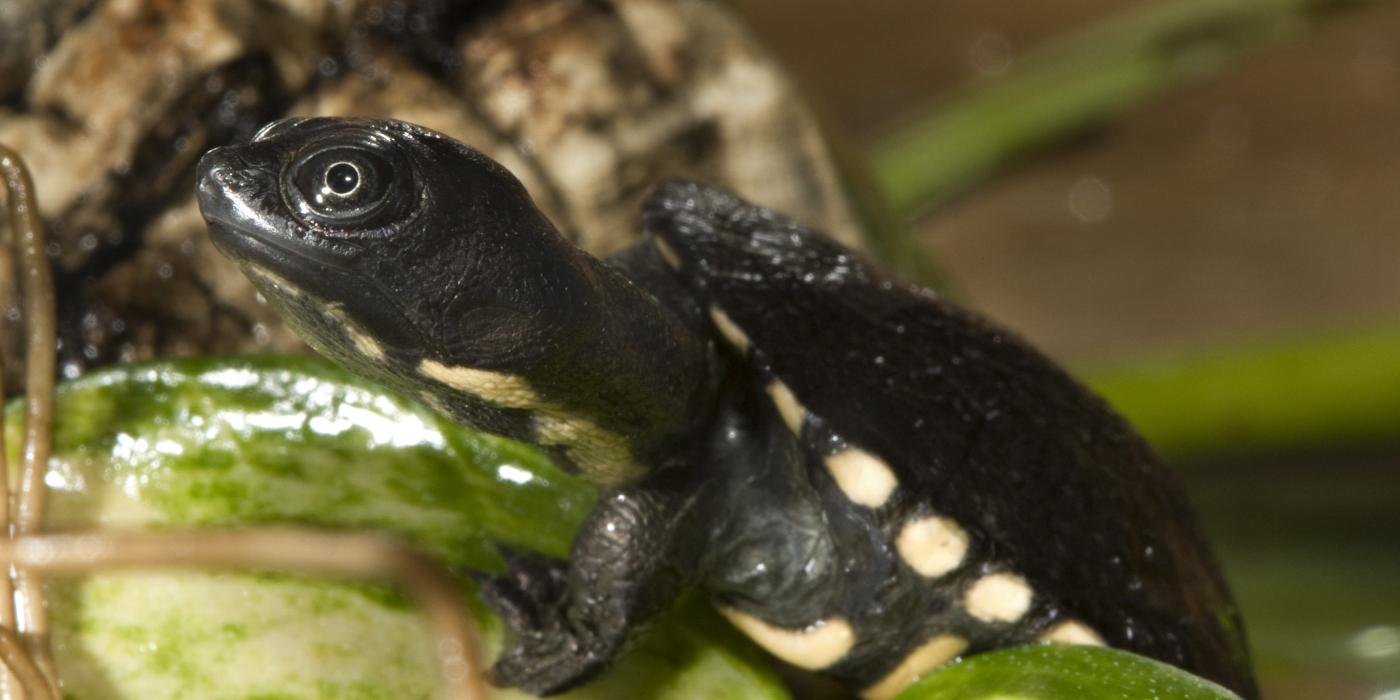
[0, 529, 492, 700]
[0, 143, 57, 700]
[0, 146, 56, 539]
[0, 300, 18, 700]
[0, 629, 51, 700]
[9, 576, 52, 700]
[0, 148, 56, 677]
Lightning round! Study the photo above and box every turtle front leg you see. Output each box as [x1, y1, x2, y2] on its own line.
[481, 474, 705, 696]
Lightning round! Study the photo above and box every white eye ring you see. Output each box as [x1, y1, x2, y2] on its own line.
[322, 161, 362, 198]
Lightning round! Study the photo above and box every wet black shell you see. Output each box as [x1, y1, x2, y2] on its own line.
[643, 181, 1256, 696]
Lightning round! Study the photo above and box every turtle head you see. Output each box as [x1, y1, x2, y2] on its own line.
[197, 117, 593, 382]
[197, 117, 712, 483]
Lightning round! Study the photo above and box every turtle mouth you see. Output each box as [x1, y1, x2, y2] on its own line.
[197, 149, 428, 354]
[198, 149, 324, 265]
[197, 148, 367, 278]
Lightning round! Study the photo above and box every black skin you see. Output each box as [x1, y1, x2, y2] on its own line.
[196, 118, 1257, 698]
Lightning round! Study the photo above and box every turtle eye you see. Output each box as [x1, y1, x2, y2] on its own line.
[285, 144, 412, 229]
[325, 162, 361, 196]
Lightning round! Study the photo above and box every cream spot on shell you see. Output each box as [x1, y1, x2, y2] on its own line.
[1040, 619, 1105, 646]
[653, 237, 683, 269]
[964, 571, 1034, 623]
[765, 380, 806, 433]
[825, 448, 898, 508]
[708, 306, 750, 353]
[721, 609, 854, 670]
[861, 634, 968, 700]
[896, 515, 969, 577]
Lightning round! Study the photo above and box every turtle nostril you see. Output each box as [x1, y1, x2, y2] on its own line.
[208, 166, 257, 193]
[195, 151, 260, 212]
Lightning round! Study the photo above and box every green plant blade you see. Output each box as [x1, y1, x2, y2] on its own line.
[5, 355, 1245, 698]
[1083, 325, 1400, 460]
[5, 355, 787, 700]
[895, 645, 1241, 700]
[870, 0, 1368, 220]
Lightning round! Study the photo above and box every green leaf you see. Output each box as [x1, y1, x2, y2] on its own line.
[870, 0, 1368, 220]
[895, 645, 1241, 700]
[1082, 325, 1400, 459]
[6, 355, 787, 700]
[6, 356, 1241, 699]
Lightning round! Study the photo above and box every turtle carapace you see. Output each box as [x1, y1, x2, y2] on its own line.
[195, 117, 1256, 699]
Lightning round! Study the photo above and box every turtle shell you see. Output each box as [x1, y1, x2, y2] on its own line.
[642, 180, 1255, 696]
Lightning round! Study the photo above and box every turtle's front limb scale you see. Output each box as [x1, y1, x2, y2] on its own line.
[479, 469, 708, 696]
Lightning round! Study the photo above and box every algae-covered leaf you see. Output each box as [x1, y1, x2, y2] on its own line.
[894, 644, 1241, 700]
[5, 355, 786, 700]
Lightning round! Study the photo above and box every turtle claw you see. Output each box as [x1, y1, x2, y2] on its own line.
[474, 551, 613, 695]
[474, 549, 567, 629]
[489, 628, 611, 696]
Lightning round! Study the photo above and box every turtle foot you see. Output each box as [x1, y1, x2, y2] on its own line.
[476, 551, 615, 696]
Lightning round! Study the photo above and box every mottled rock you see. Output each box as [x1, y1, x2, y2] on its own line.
[0, 0, 865, 389]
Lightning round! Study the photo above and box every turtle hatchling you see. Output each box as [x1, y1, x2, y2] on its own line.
[195, 117, 1256, 698]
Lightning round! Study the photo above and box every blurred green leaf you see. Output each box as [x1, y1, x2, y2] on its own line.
[870, 0, 1368, 219]
[6, 355, 1262, 698]
[1083, 325, 1400, 459]
[895, 645, 1241, 700]
[7, 355, 788, 700]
